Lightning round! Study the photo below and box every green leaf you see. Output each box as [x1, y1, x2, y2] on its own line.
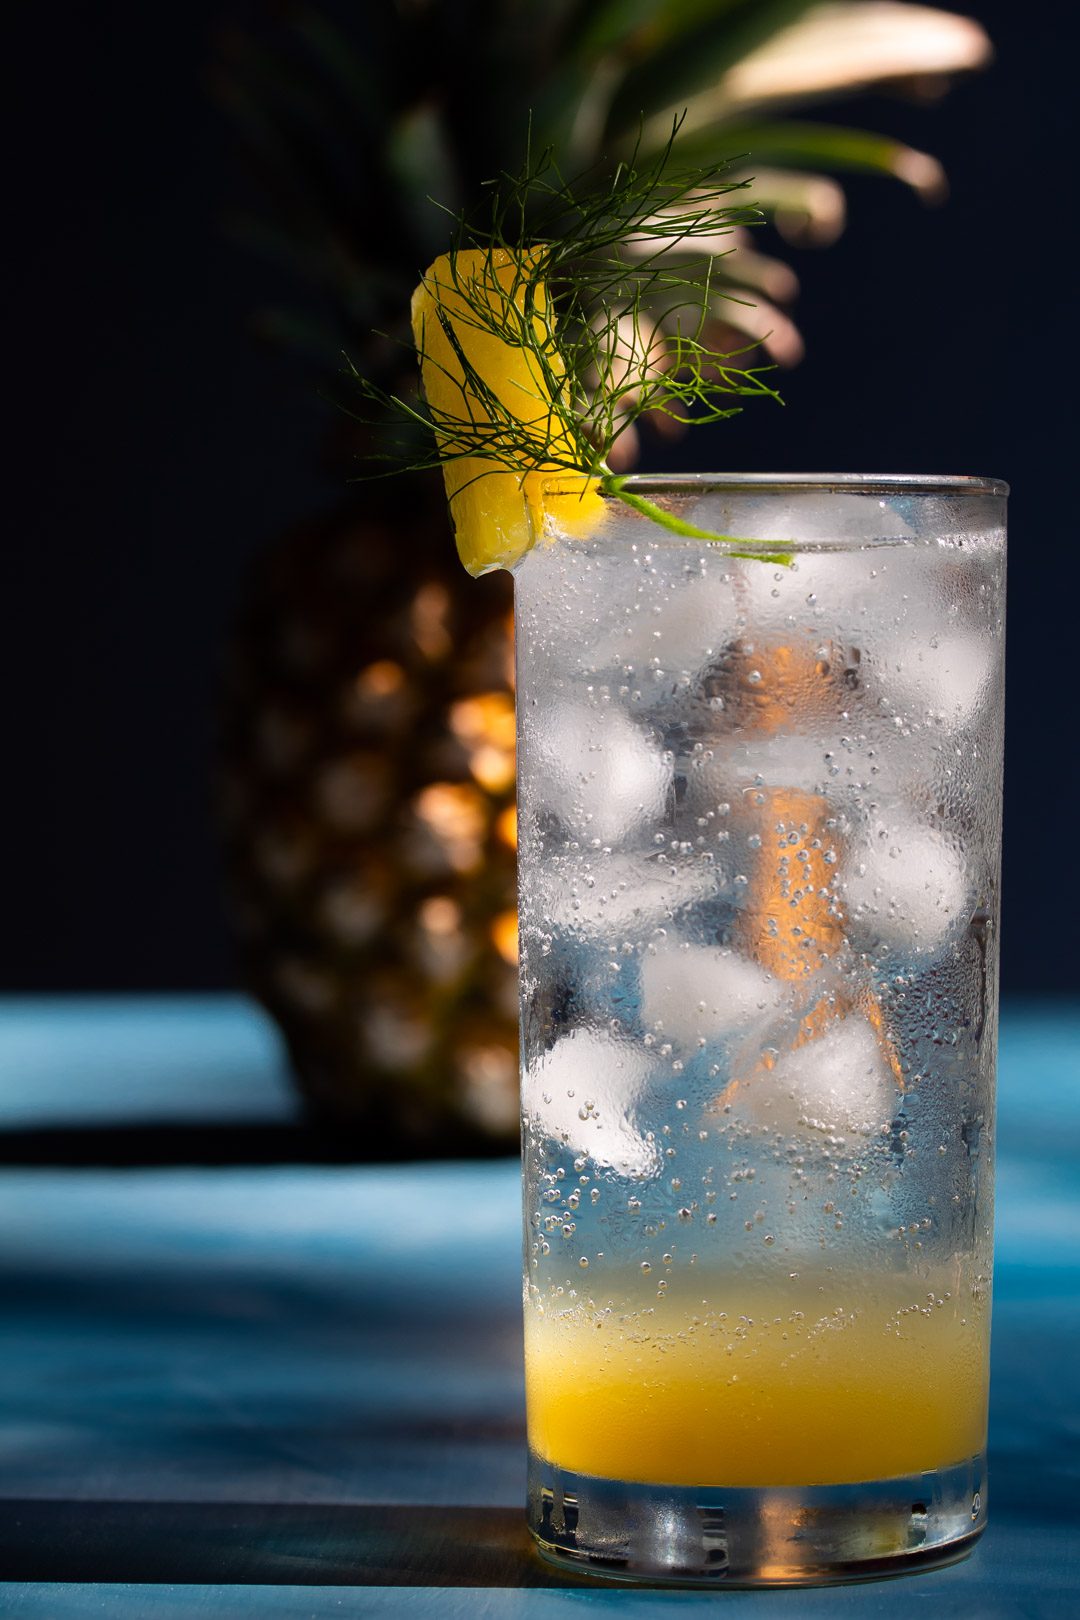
[386, 105, 464, 254]
[562, 0, 684, 61]
[561, 0, 749, 69]
[605, 0, 819, 136]
[666, 119, 946, 195]
[539, 0, 752, 157]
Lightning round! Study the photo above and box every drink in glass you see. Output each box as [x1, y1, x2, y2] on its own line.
[516, 474, 1006, 1584]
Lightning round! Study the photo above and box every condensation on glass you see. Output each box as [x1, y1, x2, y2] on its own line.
[515, 474, 1007, 1586]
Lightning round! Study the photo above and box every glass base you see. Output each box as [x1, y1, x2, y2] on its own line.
[528, 1449, 986, 1587]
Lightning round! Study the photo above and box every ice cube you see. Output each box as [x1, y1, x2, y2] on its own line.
[695, 491, 917, 551]
[526, 703, 672, 845]
[640, 940, 786, 1049]
[523, 1028, 660, 1177]
[757, 1010, 900, 1138]
[686, 735, 835, 812]
[586, 566, 742, 679]
[839, 821, 968, 955]
[517, 544, 631, 677]
[532, 848, 722, 939]
[518, 539, 741, 681]
[869, 630, 994, 727]
[731, 544, 908, 636]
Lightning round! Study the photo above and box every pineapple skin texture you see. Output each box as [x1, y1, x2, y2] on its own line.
[411, 248, 605, 575]
[218, 478, 522, 1152]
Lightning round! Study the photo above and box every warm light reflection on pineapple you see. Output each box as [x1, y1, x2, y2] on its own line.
[449, 692, 516, 793]
[491, 909, 519, 966]
[495, 804, 518, 849]
[355, 659, 406, 698]
[410, 582, 453, 659]
[416, 895, 469, 983]
[411, 782, 488, 875]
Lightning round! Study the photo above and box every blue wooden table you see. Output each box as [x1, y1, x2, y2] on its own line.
[0, 997, 1077, 1617]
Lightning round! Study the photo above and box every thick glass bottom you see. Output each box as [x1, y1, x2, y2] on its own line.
[528, 1449, 986, 1587]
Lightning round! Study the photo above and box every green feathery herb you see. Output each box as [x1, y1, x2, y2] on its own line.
[348, 128, 791, 558]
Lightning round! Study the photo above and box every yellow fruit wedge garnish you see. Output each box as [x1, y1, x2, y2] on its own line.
[411, 247, 606, 576]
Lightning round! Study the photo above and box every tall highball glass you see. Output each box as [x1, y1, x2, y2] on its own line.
[516, 474, 1007, 1585]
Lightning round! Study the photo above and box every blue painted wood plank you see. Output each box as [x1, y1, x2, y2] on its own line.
[0, 996, 298, 1127]
[2, 1538, 1077, 1620]
[0, 1162, 524, 1507]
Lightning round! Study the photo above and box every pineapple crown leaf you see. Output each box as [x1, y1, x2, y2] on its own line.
[605, 0, 821, 136]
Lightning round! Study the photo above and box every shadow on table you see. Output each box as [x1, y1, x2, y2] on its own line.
[0, 1123, 518, 1167]
[1, 1454, 1074, 1589]
[0, 1501, 590, 1587]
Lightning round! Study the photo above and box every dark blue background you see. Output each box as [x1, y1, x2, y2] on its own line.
[6, 0, 1077, 992]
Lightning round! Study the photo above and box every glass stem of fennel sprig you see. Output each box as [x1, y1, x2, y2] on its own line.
[598, 473, 794, 565]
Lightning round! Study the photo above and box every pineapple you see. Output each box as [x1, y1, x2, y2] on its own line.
[219, 476, 522, 1148]
[217, 2, 989, 1153]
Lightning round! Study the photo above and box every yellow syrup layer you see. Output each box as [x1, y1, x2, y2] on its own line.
[411, 248, 604, 575]
[525, 1268, 989, 1488]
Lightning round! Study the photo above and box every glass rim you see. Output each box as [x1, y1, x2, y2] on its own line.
[551, 472, 1009, 498]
